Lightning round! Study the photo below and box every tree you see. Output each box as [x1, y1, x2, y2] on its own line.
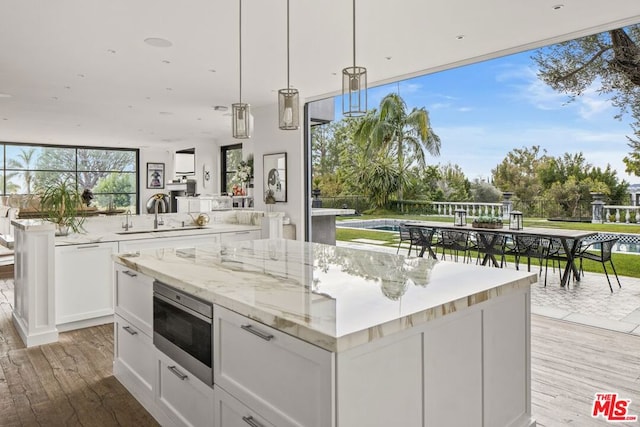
[623, 132, 640, 176]
[533, 25, 640, 122]
[533, 25, 640, 173]
[34, 147, 135, 190]
[93, 174, 134, 208]
[470, 179, 502, 203]
[6, 147, 37, 194]
[492, 145, 547, 202]
[353, 93, 441, 200]
[438, 163, 470, 201]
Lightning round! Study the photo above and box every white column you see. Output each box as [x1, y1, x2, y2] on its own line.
[11, 220, 58, 347]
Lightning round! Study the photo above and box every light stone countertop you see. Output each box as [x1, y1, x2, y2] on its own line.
[311, 208, 356, 216]
[114, 239, 537, 352]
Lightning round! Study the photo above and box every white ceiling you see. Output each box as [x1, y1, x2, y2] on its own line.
[0, 0, 639, 149]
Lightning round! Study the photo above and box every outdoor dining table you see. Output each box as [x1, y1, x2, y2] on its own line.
[404, 221, 598, 287]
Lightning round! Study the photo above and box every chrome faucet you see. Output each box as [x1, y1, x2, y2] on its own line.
[153, 198, 164, 229]
[122, 209, 133, 231]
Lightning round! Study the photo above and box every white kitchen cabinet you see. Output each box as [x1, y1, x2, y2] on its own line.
[219, 230, 260, 243]
[54, 241, 118, 329]
[119, 233, 220, 252]
[156, 349, 215, 427]
[114, 264, 153, 336]
[214, 306, 332, 427]
[177, 197, 212, 213]
[214, 386, 275, 427]
[114, 314, 155, 398]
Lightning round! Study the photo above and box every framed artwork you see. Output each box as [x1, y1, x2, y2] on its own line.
[146, 162, 165, 189]
[263, 152, 287, 202]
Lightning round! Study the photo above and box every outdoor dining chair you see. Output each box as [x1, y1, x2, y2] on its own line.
[577, 237, 621, 292]
[397, 224, 419, 256]
[511, 235, 548, 274]
[409, 226, 437, 259]
[437, 230, 471, 262]
[473, 231, 508, 267]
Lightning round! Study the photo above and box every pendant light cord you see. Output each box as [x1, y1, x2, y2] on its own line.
[239, 0, 243, 103]
[286, 0, 290, 90]
[352, 0, 356, 68]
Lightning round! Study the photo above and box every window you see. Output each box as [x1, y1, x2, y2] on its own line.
[2, 143, 139, 213]
[221, 144, 242, 194]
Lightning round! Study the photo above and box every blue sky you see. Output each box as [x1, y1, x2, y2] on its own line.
[336, 50, 638, 184]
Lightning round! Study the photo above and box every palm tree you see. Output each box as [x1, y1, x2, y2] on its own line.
[6, 147, 37, 194]
[354, 93, 441, 200]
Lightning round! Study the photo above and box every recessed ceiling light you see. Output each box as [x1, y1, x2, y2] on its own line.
[51, 96, 59, 100]
[166, 87, 173, 91]
[107, 49, 116, 54]
[77, 74, 85, 78]
[552, 4, 564, 10]
[64, 86, 71, 89]
[197, 117, 202, 121]
[456, 35, 465, 40]
[144, 37, 173, 48]
[331, 72, 337, 76]
[385, 56, 392, 60]
[159, 111, 173, 115]
[213, 105, 228, 111]
[146, 97, 151, 100]
[162, 60, 171, 64]
[0, 93, 12, 98]
[2, 118, 8, 121]
[209, 69, 217, 73]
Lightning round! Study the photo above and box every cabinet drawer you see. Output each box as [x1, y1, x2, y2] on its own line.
[115, 265, 153, 335]
[214, 306, 333, 427]
[156, 350, 214, 427]
[114, 315, 154, 394]
[214, 386, 275, 427]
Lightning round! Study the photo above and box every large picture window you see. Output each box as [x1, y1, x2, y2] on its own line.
[2, 143, 139, 213]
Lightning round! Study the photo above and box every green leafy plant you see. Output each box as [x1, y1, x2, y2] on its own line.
[38, 179, 86, 234]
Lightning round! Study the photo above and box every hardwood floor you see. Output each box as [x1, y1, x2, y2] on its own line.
[0, 279, 158, 427]
[1, 275, 639, 426]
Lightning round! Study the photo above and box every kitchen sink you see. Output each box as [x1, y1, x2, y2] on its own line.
[116, 226, 205, 235]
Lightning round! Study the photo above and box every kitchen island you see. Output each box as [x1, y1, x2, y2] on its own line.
[113, 239, 537, 427]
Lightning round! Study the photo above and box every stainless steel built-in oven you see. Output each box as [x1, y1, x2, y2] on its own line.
[153, 280, 213, 386]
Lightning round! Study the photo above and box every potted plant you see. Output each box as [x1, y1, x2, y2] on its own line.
[39, 179, 86, 235]
[472, 215, 503, 229]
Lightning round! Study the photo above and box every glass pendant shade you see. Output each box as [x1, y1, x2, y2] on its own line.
[278, 0, 299, 130]
[233, 0, 251, 139]
[232, 102, 251, 139]
[342, 66, 367, 117]
[278, 88, 299, 130]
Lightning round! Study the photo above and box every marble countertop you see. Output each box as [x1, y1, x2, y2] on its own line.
[11, 218, 260, 246]
[311, 208, 356, 216]
[114, 239, 537, 352]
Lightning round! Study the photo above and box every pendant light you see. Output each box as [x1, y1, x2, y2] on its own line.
[278, 0, 299, 130]
[232, 0, 251, 139]
[342, 0, 367, 117]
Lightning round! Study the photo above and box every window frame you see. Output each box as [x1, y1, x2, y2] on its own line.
[221, 143, 243, 194]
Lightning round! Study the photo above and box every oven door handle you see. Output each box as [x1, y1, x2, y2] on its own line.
[153, 293, 212, 324]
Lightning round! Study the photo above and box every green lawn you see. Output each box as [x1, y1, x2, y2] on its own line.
[336, 214, 640, 279]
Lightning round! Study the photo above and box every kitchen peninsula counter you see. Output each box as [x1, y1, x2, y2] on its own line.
[113, 239, 537, 427]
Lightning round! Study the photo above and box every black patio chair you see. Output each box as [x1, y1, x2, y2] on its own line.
[473, 231, 508, 267]
[511, 235, 547, 274]
[397, 224, 418, 256]
[409, 226, 437, 259]
[438, 230, 471, 262]
[577, 237, 621, 292]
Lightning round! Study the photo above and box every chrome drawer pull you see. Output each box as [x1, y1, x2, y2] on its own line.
[241, 324, 274, 341]
[122, 326, 138, 335]
[242, 416, 264, 427]
[168, 365, 188, 380]
[123, 270, 137, 277]
[77, 244, 99, 249]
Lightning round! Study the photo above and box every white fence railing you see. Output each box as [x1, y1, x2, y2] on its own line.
[604, 205, 640, 224]
[431, 202, 504, 218]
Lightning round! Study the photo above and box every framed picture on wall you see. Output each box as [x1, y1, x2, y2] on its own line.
[263, 152, 287, 202]
[147, 162, 165, 189]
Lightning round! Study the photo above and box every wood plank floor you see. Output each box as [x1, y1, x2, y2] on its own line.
[0, 279, 158, 427]
[1, 276, 639, 426]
